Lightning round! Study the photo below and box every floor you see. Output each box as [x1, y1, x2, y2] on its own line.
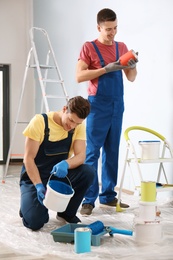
[0, 164, 173, 260]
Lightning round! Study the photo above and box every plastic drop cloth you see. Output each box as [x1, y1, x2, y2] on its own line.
[0, 171, 173, 260]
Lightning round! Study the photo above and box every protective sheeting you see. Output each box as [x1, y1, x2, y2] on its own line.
[0, 169, 173, 260]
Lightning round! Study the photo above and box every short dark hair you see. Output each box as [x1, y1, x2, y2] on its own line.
[67, 96, 90, 119]
[97, 8, 117, 24]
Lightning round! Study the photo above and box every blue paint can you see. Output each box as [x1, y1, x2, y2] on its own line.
[74, 227, 91, 254]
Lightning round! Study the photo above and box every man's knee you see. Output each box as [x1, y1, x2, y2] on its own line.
[21, 207, 49, 231]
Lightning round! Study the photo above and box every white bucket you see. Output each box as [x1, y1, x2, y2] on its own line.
[43, 178, 74, 212]
[139, 140, 160, 160]
[139, 201, 157, 221]
[134, 221, 162, 244]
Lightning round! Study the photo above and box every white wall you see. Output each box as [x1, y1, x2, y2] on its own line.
[32, 0, 173, 190]
[0, 0, 34, 158]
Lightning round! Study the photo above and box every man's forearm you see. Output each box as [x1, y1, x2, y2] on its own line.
[124, 67, 137, 82]
[24, 158, 42, 185]
[76, 67, 106, 83]
[66, 152, 86, 169]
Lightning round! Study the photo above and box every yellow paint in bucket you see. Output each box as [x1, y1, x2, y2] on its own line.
[141, 181, 156, 202]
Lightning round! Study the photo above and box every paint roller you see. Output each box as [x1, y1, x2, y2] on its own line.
[87, 220, 133, 236]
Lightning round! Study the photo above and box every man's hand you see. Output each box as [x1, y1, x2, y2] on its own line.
[35, 183, 46, 205]
[127, 52, 138, 69]
[104, 61, 127, 73]
[127, 59, 138, 69]
[51, 160, 69, 178]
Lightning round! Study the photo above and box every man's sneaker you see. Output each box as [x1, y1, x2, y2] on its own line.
[100, 198, 129, 208]
[56, 212, 81, 224]
[80, 204, 94, 216]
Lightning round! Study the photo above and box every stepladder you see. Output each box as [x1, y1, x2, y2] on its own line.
[116, 126, 173, 212]
[2, 27, 69, 182]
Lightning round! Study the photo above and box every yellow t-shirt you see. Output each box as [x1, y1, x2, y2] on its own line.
[23, 112, 86, 158]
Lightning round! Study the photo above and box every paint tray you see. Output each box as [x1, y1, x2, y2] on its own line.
[51, 223, 107, 246]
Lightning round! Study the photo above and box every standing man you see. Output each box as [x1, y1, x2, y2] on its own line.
[19, 96, 95, 230]
[76, 8, 138, 216]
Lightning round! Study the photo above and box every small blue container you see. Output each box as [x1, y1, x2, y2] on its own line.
[74, 227, 91, 253]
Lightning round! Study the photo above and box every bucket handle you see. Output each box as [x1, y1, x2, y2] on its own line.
[48, 173, 73, 189]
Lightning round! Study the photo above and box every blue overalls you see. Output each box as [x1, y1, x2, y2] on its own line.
[83, 41, 124, 206]
[20, 114, 94, 230]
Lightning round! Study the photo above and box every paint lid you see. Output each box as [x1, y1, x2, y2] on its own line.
[75, 227, 91, 232]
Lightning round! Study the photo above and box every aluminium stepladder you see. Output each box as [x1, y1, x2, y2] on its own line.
[2, 27, 69, 183]
[116, 126, 173, 212]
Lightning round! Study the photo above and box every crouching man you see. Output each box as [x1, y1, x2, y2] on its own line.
[19, 96, 95, 230]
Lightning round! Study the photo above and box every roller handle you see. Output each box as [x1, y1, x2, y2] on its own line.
[108, 226, 133, 236]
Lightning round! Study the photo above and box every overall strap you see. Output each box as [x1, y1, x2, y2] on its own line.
[42, 113, 74, 142]
[91, 41, 119, 66]
[91, 41, 105, 67]
[42, 113, 50, 141]
[115, 41, 119, 61]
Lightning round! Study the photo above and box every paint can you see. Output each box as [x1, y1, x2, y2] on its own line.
[139, 140, 160, 160]
[43, 178, 74, 212]
[139, 201, 157, 221]
[141, 181, 156, 202]
[74, 227, 91, 254]
[119, 50, 138, 66]
[134, 221, 162, 244]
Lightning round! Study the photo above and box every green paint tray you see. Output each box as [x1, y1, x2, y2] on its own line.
[51, 223, 107, 246]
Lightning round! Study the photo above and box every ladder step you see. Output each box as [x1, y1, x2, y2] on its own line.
[15, 121, 29, 124]
[29, 65, 56, 69]
[45, 95, 68, 99]
[41, 79, 64, 83]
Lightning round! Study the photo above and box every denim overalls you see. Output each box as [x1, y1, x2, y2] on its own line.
[84, 41, 124, 206]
